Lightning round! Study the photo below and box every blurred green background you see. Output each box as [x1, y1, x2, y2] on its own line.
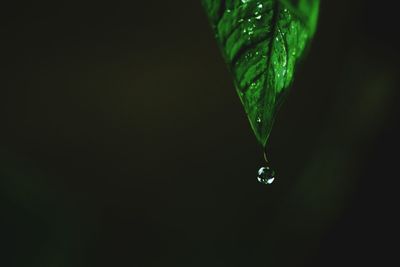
[1, 1, 399, 266]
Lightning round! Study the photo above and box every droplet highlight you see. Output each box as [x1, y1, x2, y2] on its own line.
[257, 166, 275, 185]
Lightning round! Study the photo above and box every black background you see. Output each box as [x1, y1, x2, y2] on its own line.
[1, 1, 399, 266]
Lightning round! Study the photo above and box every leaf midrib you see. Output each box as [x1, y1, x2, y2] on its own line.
[260, 0, 281, 117]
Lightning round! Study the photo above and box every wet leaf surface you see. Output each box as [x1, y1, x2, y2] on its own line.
[203, 0, 319, 145]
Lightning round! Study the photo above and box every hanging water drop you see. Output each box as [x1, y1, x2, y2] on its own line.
[258, 149, 275, 185]
[257, 166, 275, 185]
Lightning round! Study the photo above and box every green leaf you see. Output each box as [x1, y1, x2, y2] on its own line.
[202, 0, 319, 146]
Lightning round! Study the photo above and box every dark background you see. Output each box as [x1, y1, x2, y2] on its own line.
[1, 1, 399, 266]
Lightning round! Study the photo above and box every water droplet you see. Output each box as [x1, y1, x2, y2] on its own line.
[257, 166, 275, 185]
